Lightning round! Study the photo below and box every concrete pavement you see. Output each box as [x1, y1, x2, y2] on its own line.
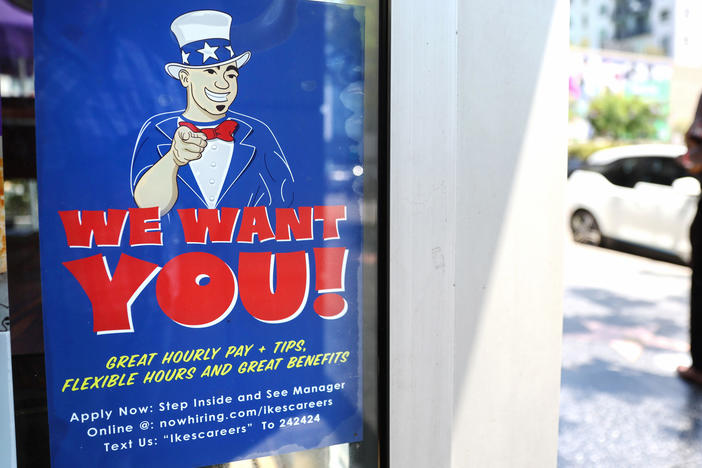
[559, 240, 702, 467]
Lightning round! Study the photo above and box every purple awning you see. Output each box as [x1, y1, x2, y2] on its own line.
[0, 0, 33, 74]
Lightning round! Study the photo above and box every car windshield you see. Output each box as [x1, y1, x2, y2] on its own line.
[584, 156, 690, 188]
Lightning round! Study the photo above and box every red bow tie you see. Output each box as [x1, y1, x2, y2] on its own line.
[179, 120, 239, 142]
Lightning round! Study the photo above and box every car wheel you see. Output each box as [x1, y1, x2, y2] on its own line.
[570, 210, 603, 245]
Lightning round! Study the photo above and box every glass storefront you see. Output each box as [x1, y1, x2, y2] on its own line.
[1, 1, 387, 466]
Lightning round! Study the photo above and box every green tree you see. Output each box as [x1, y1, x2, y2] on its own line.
[587, 91, 659, 140]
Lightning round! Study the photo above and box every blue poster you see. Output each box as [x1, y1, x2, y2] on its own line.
[34, 1, 367, 466]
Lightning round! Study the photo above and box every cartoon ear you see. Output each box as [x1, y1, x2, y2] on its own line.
[178, 69, 190, 87]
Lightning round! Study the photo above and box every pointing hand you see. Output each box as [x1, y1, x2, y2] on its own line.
[170, 126, 207, 166]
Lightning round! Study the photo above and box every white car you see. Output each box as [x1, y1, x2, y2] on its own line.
[567, 144, 699, 263]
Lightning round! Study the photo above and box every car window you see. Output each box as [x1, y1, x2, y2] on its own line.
[657, 157, 689, 185]
[636, 156, 688, 186]
[591, 156, 688, 188]
[598, 157, 639, 188]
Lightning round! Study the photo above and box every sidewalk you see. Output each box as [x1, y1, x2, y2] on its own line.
[559, 241, 702, 467]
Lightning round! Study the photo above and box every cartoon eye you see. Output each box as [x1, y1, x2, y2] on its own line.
[227, 74, 236, 79]
[205, 69, 216, 74]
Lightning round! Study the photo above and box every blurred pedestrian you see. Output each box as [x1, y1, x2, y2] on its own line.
[677, 93, 702, 384]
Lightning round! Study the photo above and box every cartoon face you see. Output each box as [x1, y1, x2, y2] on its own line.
[179, 65, 239, 119]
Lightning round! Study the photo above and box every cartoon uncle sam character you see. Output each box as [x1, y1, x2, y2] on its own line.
[131, 10, 294, 217]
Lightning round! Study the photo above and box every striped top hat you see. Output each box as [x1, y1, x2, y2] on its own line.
[165, 10, 251, 79]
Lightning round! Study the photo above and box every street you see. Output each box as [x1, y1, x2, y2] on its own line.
[559, 239, 702, 467]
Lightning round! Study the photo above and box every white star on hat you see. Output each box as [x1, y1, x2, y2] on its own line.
[197, 42, 219, 63]
[226, 46, 235, 57]
[181, 50, 190, 64]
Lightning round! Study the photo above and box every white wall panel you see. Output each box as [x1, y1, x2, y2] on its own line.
[389, 1, 457, 467]
[390, 1, 568, 466]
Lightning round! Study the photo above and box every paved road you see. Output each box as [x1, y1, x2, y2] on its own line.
[559, 240, 702, 467]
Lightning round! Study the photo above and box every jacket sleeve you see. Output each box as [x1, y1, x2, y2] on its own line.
[254, 123, 295, 207]
[130, 122, 158, 200]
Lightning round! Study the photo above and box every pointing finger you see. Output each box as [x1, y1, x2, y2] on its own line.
[188, 135, 207, 148]
[177, 126, 192, 141]
[181, 141, 205, 153]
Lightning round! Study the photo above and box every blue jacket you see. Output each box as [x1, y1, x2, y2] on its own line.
[130, 109, 295, 218]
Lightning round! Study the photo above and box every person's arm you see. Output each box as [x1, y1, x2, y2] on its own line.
[134, 126, 207, 216]
[679, 93, 702, 169]
[693, 93, 702, 122]
[257, 122, 294, 207]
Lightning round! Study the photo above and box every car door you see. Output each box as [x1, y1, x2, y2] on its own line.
[599, 157, 652, 245]
[630, 156, 697, 254]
